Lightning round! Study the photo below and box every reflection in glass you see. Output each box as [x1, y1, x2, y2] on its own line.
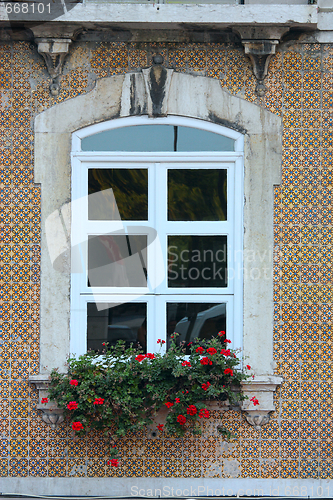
[167, 302, 226, 352]
[87, 302, 147, 353]
[88, 235, 147, 287]
[168, 235, 227, 288]
[82, 125, 235, 152]
[88, 169, 148, 220]
[168, 169, 227, 221]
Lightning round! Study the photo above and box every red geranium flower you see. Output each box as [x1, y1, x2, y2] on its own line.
[199, 409, 210, 419]
[187, 405, 197, 416]
[206, 347, 217, 355]
[135, 354, 146, 362]
[146, 353, 155, 360]
[108, 459, 119, 467]
[250, 396, 259, 406]
[202, 381, 211, 391]
[181, 360, 191, 367]
[165, 402, 174, 408]
[72, 421, 83, 431]
[175, 398, 180, 403]
[246, 364, 251, 370]
[41, 397, 48, 404]
[93, 398, 105, 405]
[196, 346, 205, 354]
[224, 339, 232, 344]
[220, 349, 231, 356]
[67, 401, 78, 410]
[157, 424, 164, 431]
[157, 339, 166, 344]
[224, 368, 233, 376]
[218, 330, 226, 337]
[69, 379, 78, 386]
[200, 357, 213, 366]
[177, 415, 186, 425]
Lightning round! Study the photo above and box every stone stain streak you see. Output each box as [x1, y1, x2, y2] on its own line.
[129, 73, 146, 116]
[147, 65, 168, 117]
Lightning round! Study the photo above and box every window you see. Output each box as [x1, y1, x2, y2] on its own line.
[34, 70, 281, 379]
[70, 116, 243, 356]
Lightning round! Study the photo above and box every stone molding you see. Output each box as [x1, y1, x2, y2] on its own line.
[34, 70, 281, 382]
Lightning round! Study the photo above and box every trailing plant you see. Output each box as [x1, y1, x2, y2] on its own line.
[46, 332, 252, 443]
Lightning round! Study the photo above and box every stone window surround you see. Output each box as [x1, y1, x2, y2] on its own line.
[29, 69, 282, 428]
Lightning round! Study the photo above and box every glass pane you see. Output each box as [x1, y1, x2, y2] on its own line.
[87, 302, 147, 353]
[83, 125, 174, 152]
[177, 127, 234, 152]
[168, 168, 227, 221]
[168, 235, 227, 288]
[88, 235, 147, 287]
[167, 302, 226, 352]
[81, 125, 235, 152]
[88, 168, 148, 220]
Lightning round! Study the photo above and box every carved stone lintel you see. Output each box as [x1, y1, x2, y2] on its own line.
[241, 375, 283, 430]
[31, 24, 81, 96]
[234, 26, 289, 96]
[29, 374, 64, 429]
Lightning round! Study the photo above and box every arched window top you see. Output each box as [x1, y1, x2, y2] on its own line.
[75, 116, 242, 153]
[81, 124, 235, 152]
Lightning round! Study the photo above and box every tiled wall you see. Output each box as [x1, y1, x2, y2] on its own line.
[0, 39, 332, 479]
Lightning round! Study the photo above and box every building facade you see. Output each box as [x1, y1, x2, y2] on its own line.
[0, 0, 333, 496]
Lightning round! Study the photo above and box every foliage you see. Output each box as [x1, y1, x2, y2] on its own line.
[47, 333, 250, 439]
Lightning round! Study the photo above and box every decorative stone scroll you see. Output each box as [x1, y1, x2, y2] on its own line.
[241, 375, 283, 430]
[234, 27, 289, 96]
[29, 374, 64, 430]
[31, 24, 81, 96]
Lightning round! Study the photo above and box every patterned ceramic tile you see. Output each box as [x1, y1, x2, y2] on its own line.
[0, 38, 332, 479]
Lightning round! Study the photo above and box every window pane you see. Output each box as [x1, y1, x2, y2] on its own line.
[88, 168, 148, 220]
[168, 235, 227, 288]
[87, 302, 147, 353]
[177, 127, 234, 152]
[81, 125, 234, 152]
[168, 169, 227, 221]
[167, 302, 226, 352]
[83, 125, 174, 151]
[88, 235, 147, 287]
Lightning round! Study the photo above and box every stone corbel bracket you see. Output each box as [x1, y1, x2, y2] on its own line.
[241, 375, 283, 430]
[29, 374, 64, 429]
[31, 24, 82, 96]
[234, 27, 289, 96]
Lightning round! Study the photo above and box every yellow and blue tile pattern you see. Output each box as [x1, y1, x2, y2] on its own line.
[0, 39, 332, 478]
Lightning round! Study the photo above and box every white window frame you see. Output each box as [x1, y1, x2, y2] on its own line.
[70, 115, 244, 357]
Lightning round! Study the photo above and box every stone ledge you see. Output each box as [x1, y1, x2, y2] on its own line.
[30, 374, 282, 432]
